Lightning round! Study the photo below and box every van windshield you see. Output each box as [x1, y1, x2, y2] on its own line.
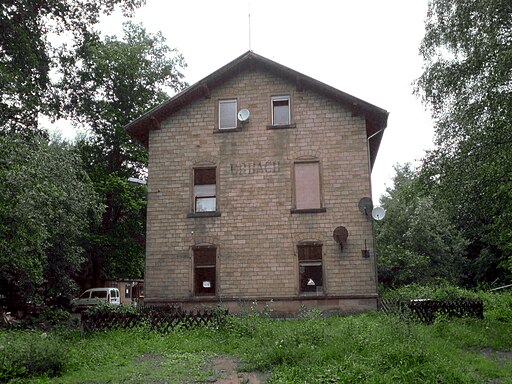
[79, 292, 89, 299]
[91, 291, 107, 298]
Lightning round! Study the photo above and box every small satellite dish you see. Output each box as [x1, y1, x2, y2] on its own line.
[372, 207, 386, 220]
[127, 177, 147, 185]
[333, 226, 349, 251]
[237, 108, 250, 121]
[358, 197, 373, 216]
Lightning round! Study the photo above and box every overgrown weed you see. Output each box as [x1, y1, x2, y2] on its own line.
[1, 290, 511, 383]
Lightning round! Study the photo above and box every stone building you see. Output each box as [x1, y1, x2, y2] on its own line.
[125, 51, 388, 314]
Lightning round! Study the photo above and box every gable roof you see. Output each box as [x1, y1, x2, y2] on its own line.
[125, 51, 388, 169]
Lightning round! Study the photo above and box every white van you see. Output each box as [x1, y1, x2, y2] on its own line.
[71, 288, 121, 311]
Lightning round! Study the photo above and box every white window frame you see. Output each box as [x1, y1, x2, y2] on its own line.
[193, 168, 217, 213]
[271, 95, 291, 126]
[218, 99, 238, 130]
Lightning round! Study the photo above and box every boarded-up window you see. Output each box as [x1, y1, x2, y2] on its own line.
[298, 244, 323, 293]
[294, 162, 321, 209]
[219, 99, 237, 129]
[272, 96, 290, 125]
[194, 247, 216, 296]
[194, 168, 216, 212]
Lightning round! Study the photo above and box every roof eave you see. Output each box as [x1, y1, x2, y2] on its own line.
[125, 51, 389, 166]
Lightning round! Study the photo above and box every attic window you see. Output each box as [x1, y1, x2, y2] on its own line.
[272, 96, 290, 125]
[219, 99, 237, 129]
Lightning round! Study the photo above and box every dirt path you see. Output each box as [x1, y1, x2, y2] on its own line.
[210, 356, 268, 384]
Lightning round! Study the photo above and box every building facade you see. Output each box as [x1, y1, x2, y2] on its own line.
[126, 52, 388, 314]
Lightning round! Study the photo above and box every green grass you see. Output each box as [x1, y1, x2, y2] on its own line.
[1, 291, 511, 383]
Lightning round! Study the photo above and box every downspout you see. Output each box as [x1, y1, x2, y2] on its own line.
[366, 125, 386, 299]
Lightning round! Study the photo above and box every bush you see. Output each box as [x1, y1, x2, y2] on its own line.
[381, 283, 512, 322]
[0, 330, 69, 381]
[83, 302, 138, 316]
[477, 290, 512, 322]
[380, 283, 480, 301]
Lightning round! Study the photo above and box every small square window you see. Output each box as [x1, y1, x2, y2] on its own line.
[194, 168, 216, 213]
[219, 99, 237, 129]
[272, 96, 290, 125]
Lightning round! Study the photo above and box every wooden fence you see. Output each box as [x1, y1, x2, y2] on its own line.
[81, 305, 228, 333]
[379, 298, 484, 324]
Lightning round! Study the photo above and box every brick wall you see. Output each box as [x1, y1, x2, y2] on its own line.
[145, 67, 377, 313]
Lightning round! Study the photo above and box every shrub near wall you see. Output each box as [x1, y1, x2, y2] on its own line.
[0, 330, 69, 381]
[380, 283, 512, 322]
[81, 304, 228, 333]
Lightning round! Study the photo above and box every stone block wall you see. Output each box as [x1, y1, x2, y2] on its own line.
[144, 66, 377, 313]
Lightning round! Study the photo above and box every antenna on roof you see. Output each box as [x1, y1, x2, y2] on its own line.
[248, 1, 252, 50]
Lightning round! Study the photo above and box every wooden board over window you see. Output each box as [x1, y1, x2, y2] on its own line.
[294, 162, 321, 210]
[194, 168, 216, 185]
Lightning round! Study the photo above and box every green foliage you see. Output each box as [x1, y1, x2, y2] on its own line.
[381, 283, 479, 301]
[377, 164, 468, 287]
[0, 0, 144, 136]
[415, 0, 512, 282]
[0, 134, 100, 308]
[2, 298, 512, 383]
[37, 308, 72, 327]
[0, 330, 69, 381]
[382, 284, 512, 324]
[477, 290, 512, 324]
[56, 22, 187, 283]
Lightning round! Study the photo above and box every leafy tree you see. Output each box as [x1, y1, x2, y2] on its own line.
[415, 0, 512, 282]
[376, 164, 468, 287]
[57, 22, 187, 285]
[0, 134, 100, 309]
[0, 0, 144, 135]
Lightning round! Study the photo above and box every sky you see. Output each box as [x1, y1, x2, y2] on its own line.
[50, 0, 436, 202]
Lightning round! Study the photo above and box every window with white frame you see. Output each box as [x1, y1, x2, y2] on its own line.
[218, 99, 237, 129]
[272, 95, 290, 125]
[194, 167, 217, 212]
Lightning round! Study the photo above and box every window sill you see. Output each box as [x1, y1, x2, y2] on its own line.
[299, 291, 325, 296]
[214, 127, 242, 133]
[190, 295, 218, 300]
[266, 123, 296, 130]
[187, 211, 222, 218]
[290, 208, 327, 214]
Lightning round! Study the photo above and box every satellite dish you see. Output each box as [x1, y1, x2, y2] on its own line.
[237, 108, 250, 122]
[333, 226, 349, 251]
[127, 177, 147, 185]
[358, 197, 373, 216]
[371, 207, 386, 220]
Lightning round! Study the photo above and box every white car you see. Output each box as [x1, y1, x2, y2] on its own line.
[71, 288, 120, 312]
